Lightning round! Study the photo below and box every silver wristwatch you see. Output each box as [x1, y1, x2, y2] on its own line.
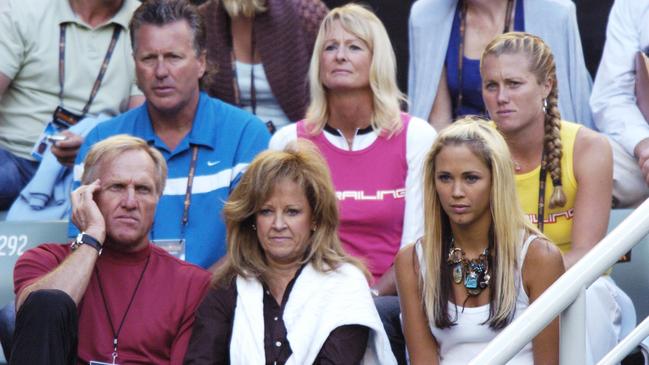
[71, 232, 103, 255]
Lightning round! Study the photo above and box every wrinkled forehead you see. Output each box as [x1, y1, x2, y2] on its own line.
[98, 150, 158, 186]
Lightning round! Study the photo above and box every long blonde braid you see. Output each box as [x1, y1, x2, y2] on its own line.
[543, 79, 566, 208]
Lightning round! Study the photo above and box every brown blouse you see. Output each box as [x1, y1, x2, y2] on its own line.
[183, 268, 369, 364]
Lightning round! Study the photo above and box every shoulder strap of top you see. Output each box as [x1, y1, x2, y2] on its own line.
[414, 239, 426, 278]
[401, 112, 412, 125]
[296, 120, 307, 138]
[518, 234, 537, 272]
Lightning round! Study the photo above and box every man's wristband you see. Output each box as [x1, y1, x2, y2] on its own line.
[71, 232, 103, 255]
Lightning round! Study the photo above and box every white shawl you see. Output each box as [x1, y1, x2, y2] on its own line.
[230, 263, 397, 365]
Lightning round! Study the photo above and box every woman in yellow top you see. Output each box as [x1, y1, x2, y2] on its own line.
[479, 31, 630, 364]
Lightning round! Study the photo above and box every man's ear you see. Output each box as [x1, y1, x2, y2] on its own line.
[198, 50, 207, 79]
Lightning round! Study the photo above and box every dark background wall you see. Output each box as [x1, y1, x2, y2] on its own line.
[572, 0, 615, 78]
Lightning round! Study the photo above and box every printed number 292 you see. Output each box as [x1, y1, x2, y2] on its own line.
[0, 235, 28, 256]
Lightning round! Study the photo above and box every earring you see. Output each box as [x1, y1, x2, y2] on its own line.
[311, 225, 317, 232]
[252, 224, 257, 231]
[542, 98, 548, 114]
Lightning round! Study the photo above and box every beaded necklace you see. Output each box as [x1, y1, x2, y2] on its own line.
[447, 241, 491, 296]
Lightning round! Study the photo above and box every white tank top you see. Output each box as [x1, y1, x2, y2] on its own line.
[416, 234, 537, 364]
[235, 61, 291, 129]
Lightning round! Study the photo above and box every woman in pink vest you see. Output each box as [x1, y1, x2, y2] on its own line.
[269, 4, 436, 363]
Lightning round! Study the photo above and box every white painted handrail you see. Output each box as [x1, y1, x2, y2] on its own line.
[469, 199, 649, 364]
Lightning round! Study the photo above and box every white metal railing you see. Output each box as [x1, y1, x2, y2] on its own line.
[469, 199, 649, 364]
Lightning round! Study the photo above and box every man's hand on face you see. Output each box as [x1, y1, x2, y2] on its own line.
[71, 179, 106, 244]
[635, 138, 649, 186]
[51, 130, 83, 166]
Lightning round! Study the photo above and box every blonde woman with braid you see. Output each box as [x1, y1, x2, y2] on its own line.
[396, 118, 564, 364]
[480, 32, 632, 363]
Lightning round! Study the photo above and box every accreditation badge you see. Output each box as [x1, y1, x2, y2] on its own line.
[152, 238, 186, 260]
[31, 106, 83, 160]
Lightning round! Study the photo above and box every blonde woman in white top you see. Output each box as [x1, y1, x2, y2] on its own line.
[396, 118, 564, 364]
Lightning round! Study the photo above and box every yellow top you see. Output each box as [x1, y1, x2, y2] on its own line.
[514, 121, 581, 254]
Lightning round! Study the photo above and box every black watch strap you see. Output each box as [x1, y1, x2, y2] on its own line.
[72, 232, 103, 255]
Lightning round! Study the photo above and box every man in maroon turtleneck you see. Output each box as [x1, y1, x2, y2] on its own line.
[10, 135, 210, 365]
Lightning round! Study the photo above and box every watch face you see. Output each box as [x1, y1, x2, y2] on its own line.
[71, 233, 86, 250]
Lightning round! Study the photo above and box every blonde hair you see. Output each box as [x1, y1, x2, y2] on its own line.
[481, 32, 566, 209]
[421, 117, 542, 329]
[82, 134, 168, 196]
[214, 140, 368, 286]
[221, 0, 267, 17]
[305, 3, 405, 136]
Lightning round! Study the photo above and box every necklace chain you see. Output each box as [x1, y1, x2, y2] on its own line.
[456, 0, 514, 117]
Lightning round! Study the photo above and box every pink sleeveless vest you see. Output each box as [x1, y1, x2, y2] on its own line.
[297, 114, 410, 281]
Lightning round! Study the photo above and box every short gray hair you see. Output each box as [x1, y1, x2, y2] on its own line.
[129, 0, 206, 56]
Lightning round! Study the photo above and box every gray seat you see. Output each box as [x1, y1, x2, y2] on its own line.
[609, 209, 649, 323]
[0, 220, 69, 362]
[0, 220, 69, 306]
[608, 209, 649, 364]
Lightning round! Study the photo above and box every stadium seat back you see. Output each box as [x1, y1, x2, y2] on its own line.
[609, 209, 649, 323]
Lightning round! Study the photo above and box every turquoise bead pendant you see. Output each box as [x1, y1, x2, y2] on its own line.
[453, 263, 463, 284]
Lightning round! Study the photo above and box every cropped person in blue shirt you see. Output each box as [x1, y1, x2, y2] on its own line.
[70, 0, 270, 270]
[408, 0, 592, 132]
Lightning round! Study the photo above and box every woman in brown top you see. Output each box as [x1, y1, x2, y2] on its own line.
[200, 0, 328, 132]
[184, 142, 396, 364]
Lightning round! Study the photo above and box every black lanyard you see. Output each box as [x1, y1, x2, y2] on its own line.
[537, 148, 548, 232]
[229, 22, 276, 134]
[182, 146, 199, 231]
[58, 24, 122, 116]
[231, 23, 257, 114]
[95, 254, 151, 364]
[456, 0, 514, 116]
